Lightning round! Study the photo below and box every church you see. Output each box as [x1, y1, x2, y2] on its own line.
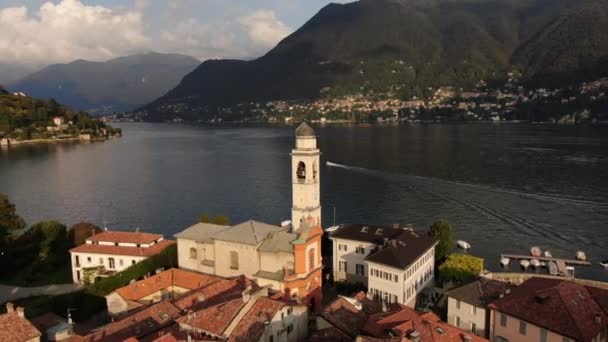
[175, 123, 323, 311]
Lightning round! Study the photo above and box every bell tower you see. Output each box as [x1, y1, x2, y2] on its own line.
[291, 122, 321, 231]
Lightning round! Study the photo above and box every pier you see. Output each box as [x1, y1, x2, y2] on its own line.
[500, 254, 592, 266]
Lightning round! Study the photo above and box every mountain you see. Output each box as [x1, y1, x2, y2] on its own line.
[8, 53, 200, 115]
[142, 0, 608, 122]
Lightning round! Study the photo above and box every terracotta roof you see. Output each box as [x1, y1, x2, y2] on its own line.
[116, 268, 222, 301]
[446, 278, 516, 308]
[489, 277, 608, 341]
[176, 298, 246, 336]
[76, 301, 181, 341]
[173, 276, 257, 311]
[354, 291, 383, 315]
[70, 239, 175, 257]
[308, 327, 353, 342]
[363, 304, 486, 342]
[322, 297, 368, 338]
[364, 231, 437, 269]
[228, 297, 286, 342]
[0, 311, 42, 342]
[139, 324, 208, 342]
[88, 231, 164, 244]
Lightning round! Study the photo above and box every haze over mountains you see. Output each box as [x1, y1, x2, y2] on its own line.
[141, 0, 608, 121]
[8, 53, 200, 115]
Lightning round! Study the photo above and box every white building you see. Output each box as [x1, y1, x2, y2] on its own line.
[446, 278, 515, 338]
[291, 122, 322, 228]
[330, 224, 437, 308]
[69, 230, 175, 283]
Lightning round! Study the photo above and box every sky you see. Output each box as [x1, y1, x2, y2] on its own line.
[0, 0, 351, 82]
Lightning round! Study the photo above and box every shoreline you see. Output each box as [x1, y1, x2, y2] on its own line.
[1, 135, 119, 148]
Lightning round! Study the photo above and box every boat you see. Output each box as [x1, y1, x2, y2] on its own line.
[576, 251, 587, 261]
[543, 251, 552, 258]
[457, 240, 471, 250]
[530, 259, 541, 268]
[600, 259, 608, 268]
[500, 257, 510, 267]
[540, 261, 547, 267]
[520, 260, 530, 269]
[325, 226, 340, 233]
[530, 246, 542, 257]
[548, 261, 559, 275]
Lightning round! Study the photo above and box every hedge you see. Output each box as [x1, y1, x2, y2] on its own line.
[438, 253, 484, 282]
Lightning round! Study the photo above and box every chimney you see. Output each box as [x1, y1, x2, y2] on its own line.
[135, 227, 140, 233]
[391, 239, 397, 248]
[5, 302, 14, 313]
[242, 290, 251, 303]
[198, 294, 206, 303]
[499, 293, 504, 299]
[596, 313, 602, 324]
[409, 331, 421, 342]
[155, 267, 164, 274]
[16, 307, 25, 318]
[505, 288, 511, 295]
[383, 237, 389, 247]
[463, 335, 473, 342]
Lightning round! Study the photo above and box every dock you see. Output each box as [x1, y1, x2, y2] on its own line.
[500, 254, 592, 266]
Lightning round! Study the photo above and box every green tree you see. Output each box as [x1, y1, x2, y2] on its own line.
[199, 214, 211, 223]
[0, 193, 26, 231]
[429, 219, 454, 261]
[213, 214, 230, 225]
[439, 253, 483, 282]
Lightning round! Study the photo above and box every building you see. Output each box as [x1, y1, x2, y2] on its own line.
[446, 278, 516, 338]
[0, 303, 42, 342]
[69, 230, 175, 283]
[52, 117, 65, 126]
[489, 277, 608, 342]
[105, 268, 224, 316]
[330, 224, 437, 307]
[30, 312, 73, 341]
[174, 123, 324, 311]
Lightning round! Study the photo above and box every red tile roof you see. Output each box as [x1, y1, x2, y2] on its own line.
[176, 298, 246, 336]
[173, 275, 257, 311]
[228, 297, 286, 342]
[489, 277, 608, 342]
[363, 304, 486, 342]
[308, 327, 353, 342]
[74, 301, 181, 342]
[30, 312, 66, 334]
[116, 268, 222, 301]
[70, 239, 175, 257]
[321, 297, 368, 338]
[0, 311, 42, 342]
[88, 231, 164, 244]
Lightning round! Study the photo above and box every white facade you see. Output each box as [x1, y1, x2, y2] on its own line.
[332, 237, 376, 283]
[70, 251, 146, 283]
[447, 297, 487, 337]
[366, 246, 435, 308]
[257, 304, 309, 342]
[291, 127, 321, 231]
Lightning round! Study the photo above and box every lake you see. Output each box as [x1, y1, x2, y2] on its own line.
[1, 122, 607, 280]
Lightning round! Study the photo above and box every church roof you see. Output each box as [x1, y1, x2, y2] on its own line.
[258, 230, 298, 253]
[296, 122, 315, 137]
[212, 220, 285, 246]
[174, 222, 231, 242]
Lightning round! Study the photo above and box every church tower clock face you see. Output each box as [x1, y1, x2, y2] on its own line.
[291, 123, 322, 231]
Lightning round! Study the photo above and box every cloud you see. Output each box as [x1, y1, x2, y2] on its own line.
[238, 10, 291, 49]
[0, 0, 148, 66]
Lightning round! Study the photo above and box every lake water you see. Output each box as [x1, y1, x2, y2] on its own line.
[1, 123, 608, 280]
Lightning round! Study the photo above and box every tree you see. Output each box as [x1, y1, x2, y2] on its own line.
[438, 253, 483, 282]
[214, 214, 230, 225]
[199, 214, 211, 223]
[0, 193, 26, 231]
[429, 219, 454, 261]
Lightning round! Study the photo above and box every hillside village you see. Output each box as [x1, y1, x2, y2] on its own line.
[3, 124, 608, 342]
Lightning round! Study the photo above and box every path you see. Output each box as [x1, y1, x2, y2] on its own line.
[0, 283, 84, 303]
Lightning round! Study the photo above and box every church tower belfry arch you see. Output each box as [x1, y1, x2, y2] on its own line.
[291, 123, 322, 231]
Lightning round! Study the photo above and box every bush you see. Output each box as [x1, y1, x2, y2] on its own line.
[429, 219, 455, 262]
[439, 253, 483, 283]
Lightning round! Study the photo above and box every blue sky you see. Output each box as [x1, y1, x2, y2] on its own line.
[0, 0, 350, 66]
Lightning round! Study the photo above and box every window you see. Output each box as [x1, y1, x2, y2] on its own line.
[297, 161, 306, 180]
[313, 162, 318, 180]
[230, 251, 239, 270]
[99, 257, 103, 264]
[356, 247, 365, 254]
[287, 307, 292, 315]
[269, 335, 274, 342]
[343, 245, 347, 252]
[472, 306, 477, 315]
[500, 313, 507, 327]
[109, 258, 115, 269]
[132, 260, 136, 265]
[519, 321, 526, 335]
[119, 259, 124, 266]
[540, 329, 547, 342]
[287, 324, 293, 334]
[309, 248, 315, 270]
[456, 316, 460, 327]
[75, 255, 80, 267]
[471, 323, 477, 334]
[456, 300, 461, 309]
[356, 264, 365, 276]
[87, 257, 91, 263]
[189, 247, 197, 259]
[394, 275, 398, 283]
[339, 261, 347, 272]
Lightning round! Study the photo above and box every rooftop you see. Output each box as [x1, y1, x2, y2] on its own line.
[0, 309, 41, 342]
[330, 224, 404, 244]
[87, 231, 164, 244]
[446, 278, 517, 308]
[70, 239, 175, 257]
[228, 297, 286, 342]
[321, 296, 368, 338]
[115, 268, 223, 301]
[173, 222, 231, 243]
[257, 230, 298, 253]
[489, 277, 608, 341]
[173, 275, 257, 311]
[212, 220, 285, 246]
[176, 297, 246, 336]
[295, 122, 315, 137]
[364, 230, 437, 269]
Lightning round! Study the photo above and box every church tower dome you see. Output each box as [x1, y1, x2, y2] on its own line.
[291, 122, 321, 231]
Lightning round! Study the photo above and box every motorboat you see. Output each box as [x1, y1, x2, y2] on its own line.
[530, 246, 542, 257]
[543, 250, 552, 258]
[540, 261, 547, 267]
[576, 251, 587, 261]
[530, 259, 541, 268]
[325, 226, 340, 233]
[600, 259, 608, 268]
[500, 257, 510, 267]
[548, 261, 559, 275]
[520, 260, 531, 269]
[457, 240, 471, 250]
